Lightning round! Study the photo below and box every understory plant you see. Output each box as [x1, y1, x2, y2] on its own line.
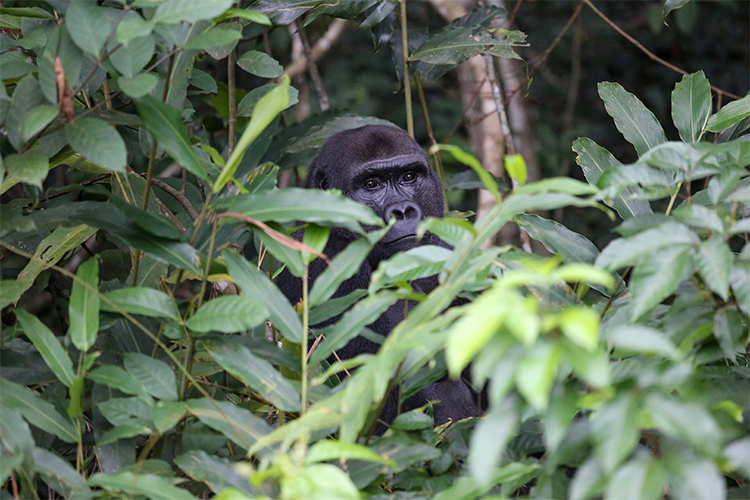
[1, 1, 748, 500]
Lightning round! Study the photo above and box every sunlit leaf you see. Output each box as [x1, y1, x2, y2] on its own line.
[69, 258, 100, 352]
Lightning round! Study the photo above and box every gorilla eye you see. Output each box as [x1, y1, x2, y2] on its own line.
[364, 178, 381, 189]
[402, 171, 417, 183]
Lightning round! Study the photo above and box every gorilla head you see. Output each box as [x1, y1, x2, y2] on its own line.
[305, 125, 445, 261]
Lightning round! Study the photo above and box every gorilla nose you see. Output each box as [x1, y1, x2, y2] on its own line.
[385, 201, 422, 222]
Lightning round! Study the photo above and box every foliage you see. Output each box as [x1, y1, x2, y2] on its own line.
[1, 1, 748, 500]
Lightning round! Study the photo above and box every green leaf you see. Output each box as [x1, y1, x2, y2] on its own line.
[185, 295, 268, 334]
[21, 104, 58, 142]
[730, 262, 750, 317]
[89, 365, 153, 404]
[224, 250, 303, 343]
[66, 118, 127, 171]
[665, 453, 726, 500]
[516, 213, 599, 264]
[88, 471, 197, 500]
[592, 394, 641, 474]
[184, 24, 243, 51]
[305, 440, 388, 464]
[123, 233, 201, 275]
[153, 0, 234, 24]
[65, 0, 111, 55]
[109, 34, 155, 77]
[558, 306, 600, 351]
[98, 423, 153, 446]
[605, 455, 665, 500]
[116, 11, 154, 45]
[214, 75, 290, 192]
[505, 153, 527, 185]
[214, 188, 381, 233]
[0, 280, 26, 310]
[309, 293, 399, 365]
[390, 411, 434, 431]
[694, 236, 732, 300]
[663, 0, 692, 18]
[0, 378, 77, 443]
[136, 97, 208, 181]
[370, 245, 452, 293]
[596, 222, 698, 271]
[606, 325, 681, 359]
[69, 258, 100, 352]
[434, 143, 501, 202]
[236, 83, 299, 117]
[124, 353, 178, 401]
[0, 405, 34, 465]
[185, 399, 272, 454]
[236, 50, 284, 78]
[672, 203, 724, 234]
[101, 287, 178, 320]
[206, 338, 300, 412]
[174, 450, 256, 495]
[33, 447, 91, 495]
[516, 340, 561, 411]
[468, 397, 519, 488]
[671, 71, 712, 142]
[597, 82, 667, 156]
[0, 7, 53, 18]
[646, 393, 722, 456]
[153, 401, 187, 434]
[15, 309, 76, 387]
[569, 458, 606, 500]
[724, 438, 750, 479]
[4, 149, 49, 188]
[706, 94, 750, 132]
[629, 245, 692, 319]
[214, 8, 271, 24]
[410, 25, 523, 65]
[573, 137, 652, 220]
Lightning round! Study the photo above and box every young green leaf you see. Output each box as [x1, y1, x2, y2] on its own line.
[516, 340, 561, 411]
[136, 97, 208, 181]
[214, 75, 291, 192]
[185, 295, 268, 334]
[671, 71, 712, 142]
[15, 309, 75, 387]
[706, 94, 750, 132]
[598, 82, 667, 156]
[69, 258, 100, 352]
[433, 143, 501, 202]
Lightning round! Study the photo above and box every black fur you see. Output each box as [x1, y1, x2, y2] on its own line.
[275, 125, 477, 430]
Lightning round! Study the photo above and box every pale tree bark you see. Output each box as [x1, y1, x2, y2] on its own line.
[429, 0, 540, 249]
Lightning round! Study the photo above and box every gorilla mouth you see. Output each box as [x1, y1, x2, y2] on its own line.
[385, 234, 417, 245]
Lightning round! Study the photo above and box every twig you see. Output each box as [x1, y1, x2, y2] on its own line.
[582, 0, 739, 100]
[284, 18, 349, 79]
[299, 28, 329, 111]
[399, 0, 414, 138]
[147, 177, 199, 220]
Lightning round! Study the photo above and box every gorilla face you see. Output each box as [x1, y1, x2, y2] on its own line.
[305, 125, 444, 263]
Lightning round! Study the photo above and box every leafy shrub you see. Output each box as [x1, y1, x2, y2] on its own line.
[1, 2, 748, 500]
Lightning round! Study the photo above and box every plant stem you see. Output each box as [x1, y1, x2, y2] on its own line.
[665, 182, 682, 216]
[228, 48, 237, 156]
[300, 264, 309, 415]
[399, 0, 414, 138]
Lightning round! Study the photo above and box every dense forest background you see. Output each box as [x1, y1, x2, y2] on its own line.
[1, 1, 749, 499]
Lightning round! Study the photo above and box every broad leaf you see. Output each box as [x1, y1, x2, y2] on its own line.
[0, 378, 77, 443]
[671, 71, 711, 142]
[236, 50, 284, 78]
[69, 258, 100, 352]
[15, 309, 75, 387]
[89, 366, 153, 404]
[598, 82, 667, 156]
[66, 117, 127, 171]
[605, 455, 665, 500]
[205, 338, 300, 412]
[646, 393, 722, 456]
[224, 250, 303, 343]
[185, 399, 272, 455]
[629, 245, 692, 319]
[468, 397, 518, 488]
[185, 295, 268, 334]
[410, 25, 523, 65]
[694, 236, 732, 300]
[706, 94, 750, 132]
[136, 97, 208, 181]
[153, 0, 234, 24]
[88, 471, 197, 500]
[4, 149, 49, 188]
[124, 353, 178, 401]
[65, 0, 110, 55]
[101, 287, 178, 320]
[592, 394, 641, 474]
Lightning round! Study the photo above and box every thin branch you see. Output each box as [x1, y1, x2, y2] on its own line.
[148, 177, 199, 221]
[284, 18, 349, 79]
[299, 27, 329, 111]
[582, 0, 739, 100]
[228, 47, 237, 156]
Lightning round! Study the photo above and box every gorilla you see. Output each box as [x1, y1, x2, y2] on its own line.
[276, 125, 477, 431]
